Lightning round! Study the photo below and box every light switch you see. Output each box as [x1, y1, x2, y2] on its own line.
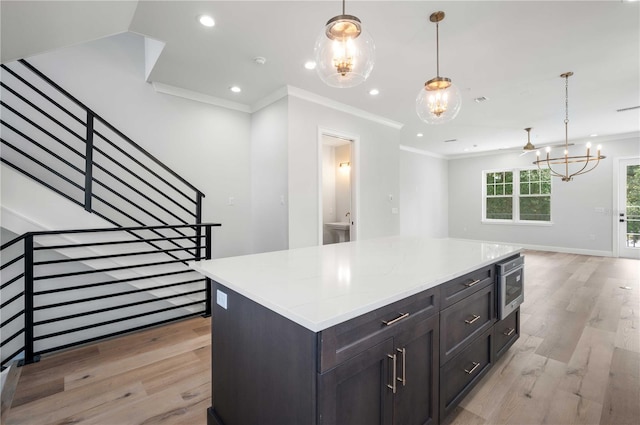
[217, 290, 228, 309]
[391, 207, 399, 214]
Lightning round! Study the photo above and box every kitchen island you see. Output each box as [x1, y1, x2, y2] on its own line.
[191, 236, 523, 425]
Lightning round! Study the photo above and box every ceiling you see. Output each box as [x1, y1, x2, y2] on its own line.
[2, 1, 639, 157]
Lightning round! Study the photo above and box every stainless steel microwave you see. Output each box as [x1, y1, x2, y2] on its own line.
[497, 255, 524, 320]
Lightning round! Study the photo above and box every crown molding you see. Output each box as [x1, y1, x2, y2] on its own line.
[399, 144, 446, 159]
[152, 82, 251, 113]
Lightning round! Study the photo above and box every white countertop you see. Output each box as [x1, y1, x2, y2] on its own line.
[191, 237, 522, 332]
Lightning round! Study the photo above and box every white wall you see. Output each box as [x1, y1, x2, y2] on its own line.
[448, 136, 640, 255]
[21, 32, 253, 258]
[250, 97, 288, 254]
[399, 149, 449, 238]
[287, 96, 401, 248]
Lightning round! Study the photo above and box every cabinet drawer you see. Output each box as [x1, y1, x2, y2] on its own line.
[318, 287, 439, 373]
[440, 284, 495, 365]
[440, 265, 494, 308]
[494, 308, 520, 360]
[440, 327, 493, 421]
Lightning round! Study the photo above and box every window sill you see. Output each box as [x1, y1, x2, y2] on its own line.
[482, 220, 553, 227]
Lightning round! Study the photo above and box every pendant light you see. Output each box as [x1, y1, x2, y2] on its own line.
[533, 72, 606, 182]
[416, 11, 462, 124]
[314, 0, 375, 88]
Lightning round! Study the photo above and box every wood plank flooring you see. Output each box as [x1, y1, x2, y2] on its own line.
[2, 250, 639, 425]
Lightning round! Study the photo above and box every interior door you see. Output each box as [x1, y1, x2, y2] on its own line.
[619, 158, 640, 259]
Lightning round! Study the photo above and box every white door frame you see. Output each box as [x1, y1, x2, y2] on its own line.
[613, 156, 640, 258]
[317, 126, 360, 245]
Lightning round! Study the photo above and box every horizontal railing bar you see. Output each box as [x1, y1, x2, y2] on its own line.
[1, 273, 25, 291]
[26, 223, 218, 238]
[34, 235, 203, 251]
[92, 160, 195, 223]
[33, 256, 205, 281]
[1, 310, 24, 329]
[0, 140, 85, 192]
[0, 253, 24, 271]
[0, 328, 24, 348]
[1, 291, 24, 309]
[35, 283, 204, 310]
[91, 114, 204, 197]
[1, 64, 85, 126]
[1, 346, 25, 369]
[0, 234, 25, 251]
[34, 312, 203, 357]
[93, 130, 197, 206]
[35, 301, 204, 340]
[33, 269, 195, 295]
[1, 116, 85, 172]
[35, 298, 204, 331]
[0, 158, 84, 210]
[0, 83, 85, 143]
[34, 244, 200, 266]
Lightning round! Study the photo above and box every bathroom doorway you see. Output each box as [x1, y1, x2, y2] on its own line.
[318, 129, 358, 245]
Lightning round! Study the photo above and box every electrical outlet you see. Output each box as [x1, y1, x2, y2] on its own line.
[391, 207, 399, 214]
[228, 196, 235, 206]
[217, 290, 228, 309]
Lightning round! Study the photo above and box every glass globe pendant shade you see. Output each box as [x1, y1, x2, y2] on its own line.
[415, 77, 462, 124]
[314, 15, 375, 88]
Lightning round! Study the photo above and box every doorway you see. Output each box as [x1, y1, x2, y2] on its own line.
[318, 129, 358, 245]
[617, 157, 640, 259]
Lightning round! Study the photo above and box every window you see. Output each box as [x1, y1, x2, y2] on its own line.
[483, 168, 551, 223]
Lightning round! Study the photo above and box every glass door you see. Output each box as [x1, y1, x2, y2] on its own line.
[619, 158, 640, 259]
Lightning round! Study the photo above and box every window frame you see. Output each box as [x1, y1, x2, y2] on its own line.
[482, 167, 553, 225]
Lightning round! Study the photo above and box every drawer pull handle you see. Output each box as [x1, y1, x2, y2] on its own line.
[382, 312, 410, 326]
[465, 314, 481, 324]
[464, 362, 481, 374]
[387, 353, 397, 393]
[503, 328, 515, 336]
[465, 279, 481, 287]
[397, 347, 406, 386]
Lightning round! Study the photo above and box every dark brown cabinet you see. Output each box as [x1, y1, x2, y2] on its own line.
[318, 312, 439, 425]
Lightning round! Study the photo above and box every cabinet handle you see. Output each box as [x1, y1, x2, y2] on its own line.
[382, 312, 410, 326]
[464, 279, 481, 287]
[397, 348, 406, 386]
[464, 362, 481, 374]
[464, 314, 481, 324]
[503, 328, 515, 336]
[387, 353, 397, 394]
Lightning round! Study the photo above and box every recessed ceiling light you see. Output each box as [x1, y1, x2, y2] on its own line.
[369, 89, 380, 96]
[464, 148, 470, 152]
[474, 96, 488, 103]
[304, 61, 316, 70]
[198, 15, 215, 27]
[590, 133, 598, 137]
[230, 86, 241, 93]
[417, 133, 424, 137]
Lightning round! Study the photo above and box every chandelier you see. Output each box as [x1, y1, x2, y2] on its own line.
[314, 0, 375, 88]
[416, 11, 461, 124]
[533, 72, 605, 182]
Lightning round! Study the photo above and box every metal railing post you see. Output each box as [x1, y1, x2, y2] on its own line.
[20, 234, 39, 366]
[204, 224, 213, 317]
[195, 192, 203, 259]
[84, 111, 94, 212]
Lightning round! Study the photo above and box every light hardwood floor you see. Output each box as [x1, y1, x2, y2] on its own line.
[2, 250, 639, 425]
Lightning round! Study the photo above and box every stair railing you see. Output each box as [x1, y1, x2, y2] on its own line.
[0, 223, 219, 368]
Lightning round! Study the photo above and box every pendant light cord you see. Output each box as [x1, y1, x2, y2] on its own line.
[435, 21, 440, 77]
[564, 74, 570, 176]
[342, 0, 345, 15]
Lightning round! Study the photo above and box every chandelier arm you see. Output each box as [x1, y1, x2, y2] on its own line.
[544, 155, 568, 179]
[567, 151, 593, 178]
[571, 157, 602, 178]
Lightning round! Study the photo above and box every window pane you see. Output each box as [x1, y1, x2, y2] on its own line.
[520, 196, 551, 221]
[496, 184, 504, 195]
[520, 183, 529, 195]
[487, 185, 495, 196]
[486, 173, 494, 184]
[531, 182, 541, 194]
[541, 169, 551, 182]
[505, 172, 513, 183]
[487, 197, 513, 220]
[520, 170, 529, 183]
[530, 169, 540, 181]
[541, 182, 551, 194]
[495, 173, 503, 182]
[505, 183, 513, 195]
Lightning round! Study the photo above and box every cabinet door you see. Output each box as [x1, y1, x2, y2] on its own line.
[318, 339, 394, 425]
[394, 314, 439, 425]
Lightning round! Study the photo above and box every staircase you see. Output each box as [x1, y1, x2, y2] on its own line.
[0, 59, 220, 368]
